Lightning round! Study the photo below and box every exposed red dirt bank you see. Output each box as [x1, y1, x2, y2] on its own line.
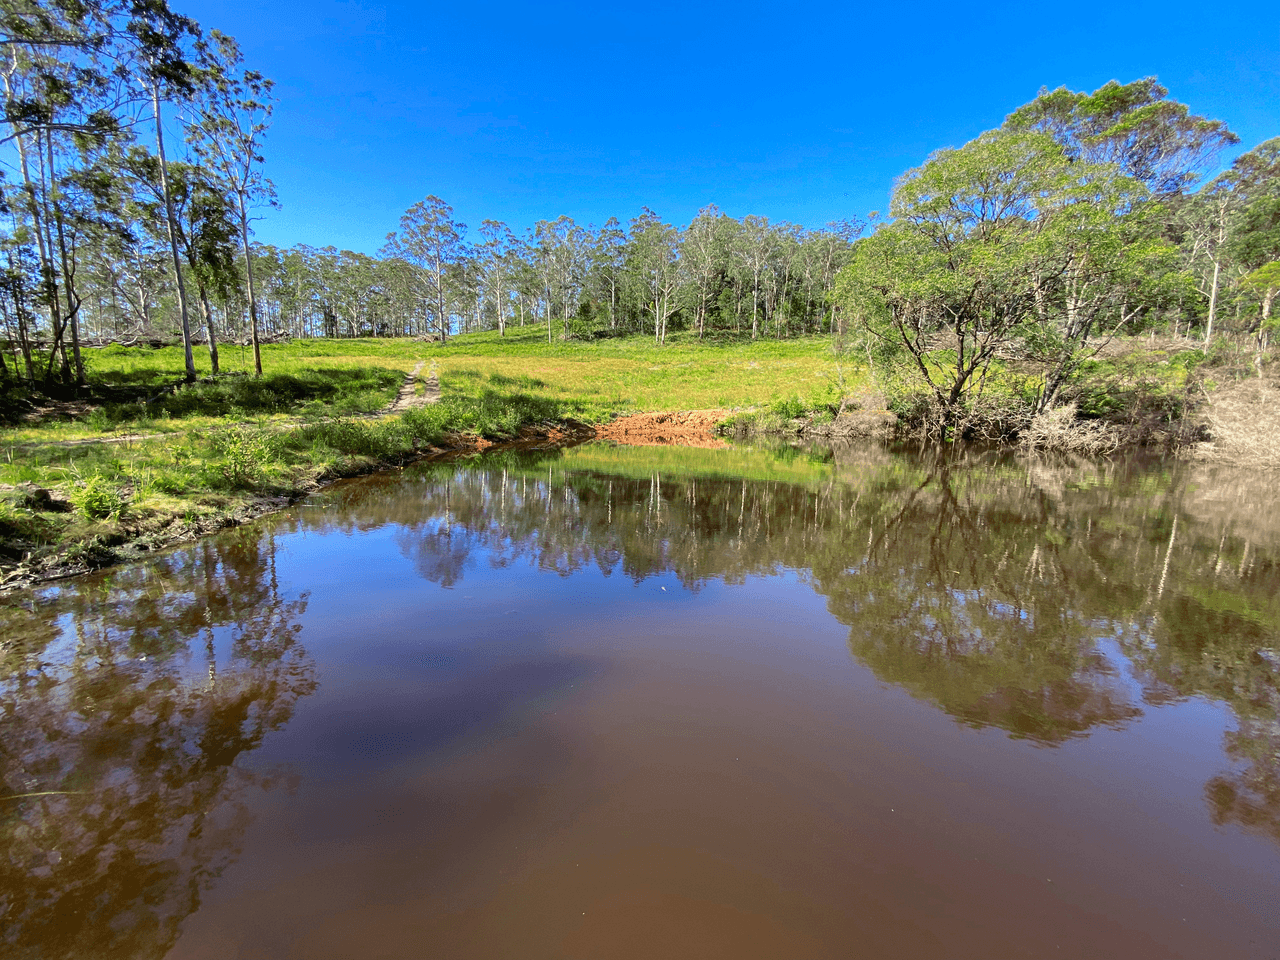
[592, 410, 729, 448]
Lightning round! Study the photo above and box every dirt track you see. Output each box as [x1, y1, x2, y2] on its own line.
[592, 410, 729, 448]
[386, 362, 440, 414]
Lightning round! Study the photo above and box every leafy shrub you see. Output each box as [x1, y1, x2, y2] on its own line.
[71, 476, 126, 521]
[151, 471, 189, 495]
[207, 428, 280, 488]
[770, 395, 806, 419]
[0, 499, 49, 553]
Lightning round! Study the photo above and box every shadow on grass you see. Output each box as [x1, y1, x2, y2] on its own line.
[85, 368, 404, 427]
[488, 372, 548, 390]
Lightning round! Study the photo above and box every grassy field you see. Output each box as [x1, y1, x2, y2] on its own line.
[431, 325, 849, 411]
[0, 328, 852, 585]
[0, 325, 1269, 586]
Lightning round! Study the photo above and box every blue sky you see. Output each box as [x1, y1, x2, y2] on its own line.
[179, 0, 1279, 254]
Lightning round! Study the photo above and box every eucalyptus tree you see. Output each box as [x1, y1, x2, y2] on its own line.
[0, 224, 40, 378]
[126, 0, 200, 380]
[627, 208, 680, 344]
[376, 253, 426, 336]
[449, 246, 481, 334]
[681, 204, 728, 339]
[382, 195, 465, 342]
[1178, 138, 1280, 344]
[477, 219, 516, 336]
[82, 214, 167, 335]
[181, 168, 238, 365]
[1, 0, 122, 384]
[807, 219, 861, 333]
[117, 148, 236, 369]
[1224, 139, 1280, 343]
[328, 249, 381, 336]
[511, 235, 540, 329]
[186, 29, 275, 375]
[762, 221, 801, 337]
[734, 215, 776, 339]
[532, 215, 586, 342]
[1182, 178, 1238, 343]
[591, 216, 626, 332]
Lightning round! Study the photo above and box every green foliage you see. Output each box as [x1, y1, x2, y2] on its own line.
[770, 395, 806, 420]
[837, 113, 1190, 431]
[206, 428, 280, 489]
[0, 498, 58, 558]
[70, 476, 126, 521]
[1003, 77, 1239, 195]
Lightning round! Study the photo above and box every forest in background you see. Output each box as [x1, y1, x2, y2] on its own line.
[2, 1, 1278, 428]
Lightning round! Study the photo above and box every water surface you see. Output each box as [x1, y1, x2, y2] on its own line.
[3, 442, 1279, 959]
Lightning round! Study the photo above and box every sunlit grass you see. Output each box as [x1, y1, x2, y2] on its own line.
[1, 329, 864, 577]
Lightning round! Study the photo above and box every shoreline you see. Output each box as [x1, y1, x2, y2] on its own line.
[0, 421, 594, 596]
[6, 380, 1278, 596]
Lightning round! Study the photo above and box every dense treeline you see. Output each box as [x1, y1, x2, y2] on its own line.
[1, 0, 274, 384]
[3, 0, 1277, 405]
[216, 207, 862, 346]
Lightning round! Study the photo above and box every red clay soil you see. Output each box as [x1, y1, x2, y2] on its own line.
[592, 410, 730, 448]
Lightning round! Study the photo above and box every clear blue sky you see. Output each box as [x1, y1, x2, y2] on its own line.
[179, 0, 1279, 254]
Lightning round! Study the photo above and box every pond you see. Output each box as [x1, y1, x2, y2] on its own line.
[2, 441, 1279, 959]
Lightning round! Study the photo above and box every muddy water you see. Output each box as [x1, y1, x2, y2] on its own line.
[3, 443, 1279, 960]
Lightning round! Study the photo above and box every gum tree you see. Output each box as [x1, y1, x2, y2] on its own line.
[382, 196, 465, 343]
[186, 30, 275, 375]
[128, 0, 199, 380]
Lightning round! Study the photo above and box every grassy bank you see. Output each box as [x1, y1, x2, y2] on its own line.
[3, 326, 1272, 588]
[0, 329, 850, 587]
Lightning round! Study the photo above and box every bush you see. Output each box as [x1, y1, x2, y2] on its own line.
[207, 428, 280, 489]
[71, 476, 126, 521]
[770, 395, 806, 420]
[0, 499, 52, 555]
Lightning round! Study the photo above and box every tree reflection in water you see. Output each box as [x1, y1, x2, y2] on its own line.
[2, 441, 1275, 959]
[377, 444, 1280, 843]
[0, 526, 316, 960]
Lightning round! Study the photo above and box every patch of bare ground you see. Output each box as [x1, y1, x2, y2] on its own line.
[592, 410, 730, 448]
[385, 362, 440, 414]
[1188, 377, 1280, 468]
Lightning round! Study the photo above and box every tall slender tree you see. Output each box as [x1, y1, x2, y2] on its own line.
[382, 196, 465, 343]
[128, 0, 199, 380]
[187, 30, 275, 375]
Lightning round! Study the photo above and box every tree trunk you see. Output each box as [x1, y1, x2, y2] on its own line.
[42, 130, 85, 387]
[236, 193, 263, 376]
[3, 74, 66, 384]
[151, 84, 197, 382]
[751, 271, 760, 339]
[1205, 257, 1221, 346]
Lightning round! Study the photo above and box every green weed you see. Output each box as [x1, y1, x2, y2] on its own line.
[70, 476, 126, 521]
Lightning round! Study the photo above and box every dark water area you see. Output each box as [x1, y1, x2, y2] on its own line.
[3, 441, 1279, 959]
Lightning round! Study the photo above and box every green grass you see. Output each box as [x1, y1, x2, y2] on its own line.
[0, 329, 864, 581]
[428, 325, 853, 412]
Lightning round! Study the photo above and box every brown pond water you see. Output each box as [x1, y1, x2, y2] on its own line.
[2, 442, 1279, 959]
